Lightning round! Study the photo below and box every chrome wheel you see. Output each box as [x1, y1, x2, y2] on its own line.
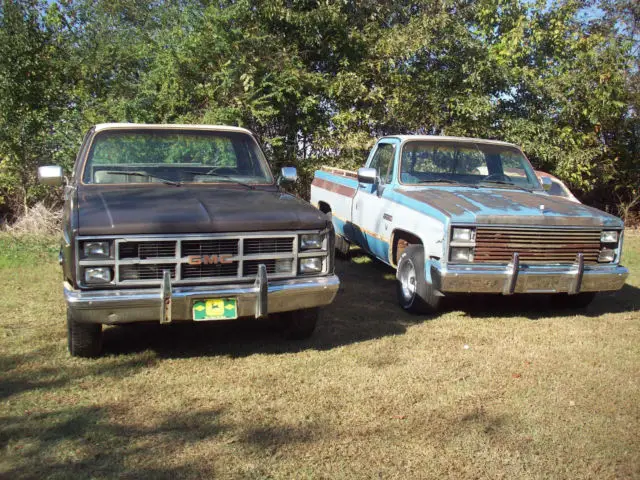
[398, 258, 417, 303]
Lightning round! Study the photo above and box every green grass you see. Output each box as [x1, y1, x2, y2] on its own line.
[0, 234, 58, 268]
[0, 233, 638, 479]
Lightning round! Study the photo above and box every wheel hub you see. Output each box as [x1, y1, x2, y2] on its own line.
[399, 260, 417, 301]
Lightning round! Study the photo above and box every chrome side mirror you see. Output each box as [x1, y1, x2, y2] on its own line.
[540, 176, 553, 192]
[279, 166, 298, 184]
[38, 165, 64, 186]
[357, 167, 377, 185]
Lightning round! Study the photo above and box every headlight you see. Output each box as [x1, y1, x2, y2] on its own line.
[300, 234, 324, 250]
[299, 257, 323, 274]
[450, 247, 474, 262]
[600, 231, 619, 243]
[451, 228, 475, 243]
[598, 248, 616, 263]
[84, 267, 112, 283]
[82, 241, 110, 258]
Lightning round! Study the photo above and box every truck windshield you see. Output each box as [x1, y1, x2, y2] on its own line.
[82, 130, 274, 185]
[400, 141, 541, 190]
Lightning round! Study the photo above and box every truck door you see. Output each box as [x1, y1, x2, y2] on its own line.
[351, 139, 398, 262]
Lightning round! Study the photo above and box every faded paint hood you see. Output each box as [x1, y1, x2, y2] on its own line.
[77, 185, 329, 235]
[399, 187, 624, 228]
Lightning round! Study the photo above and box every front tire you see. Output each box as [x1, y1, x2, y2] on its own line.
[550, 292, 596, 309]
[396, 245, 441, 314]
[280, 308, 319, 339]
[67, 310, 102, 358]
[335, 234, 351, 257]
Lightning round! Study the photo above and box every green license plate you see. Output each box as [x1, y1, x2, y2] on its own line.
[193, 298, 238, 321]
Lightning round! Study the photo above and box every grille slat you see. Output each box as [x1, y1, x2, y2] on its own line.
[244, 237, 294, 255]
[182, 262, 238, 279]
[244, 259, 277, 276]
[181, 239, 239, 257]
[119, 241, 176, 259]
[473, 227, 602, 264]
[119, 264, 176, 281]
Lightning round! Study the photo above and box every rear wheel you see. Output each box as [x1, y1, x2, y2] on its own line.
[280, 308, 319, 339]
[67, 310, 102, 358]
[550, 292, 596, 309]
[396, 245, 441, 314]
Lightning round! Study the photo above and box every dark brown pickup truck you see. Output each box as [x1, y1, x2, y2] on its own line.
[38, 124, 339, 357]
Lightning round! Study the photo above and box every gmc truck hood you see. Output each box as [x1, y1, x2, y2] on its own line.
[398, 187, 624, 228]
[76, 186, 329, 235]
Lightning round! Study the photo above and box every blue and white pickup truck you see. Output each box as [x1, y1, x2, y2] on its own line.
[310, 135, 629, 313]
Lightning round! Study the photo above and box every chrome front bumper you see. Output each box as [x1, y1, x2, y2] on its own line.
[65, 270, 340, 325]
[433, 254, 628, 295]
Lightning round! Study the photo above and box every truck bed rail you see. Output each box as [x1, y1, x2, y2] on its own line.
[320, 166, 357, 179]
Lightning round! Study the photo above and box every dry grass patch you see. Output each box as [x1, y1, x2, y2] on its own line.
[0, 234, 638, 479]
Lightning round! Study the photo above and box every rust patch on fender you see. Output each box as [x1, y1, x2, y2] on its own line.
[312, 178, 356, 198]
[399, 190, 480, 217]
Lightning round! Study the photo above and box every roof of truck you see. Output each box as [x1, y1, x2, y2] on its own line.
[381, 135, 519, 148]
[93, 123, 253, 134]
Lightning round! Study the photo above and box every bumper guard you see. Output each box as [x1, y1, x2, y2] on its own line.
[435, 253, 628, 295]
[66, 269, 339, 325]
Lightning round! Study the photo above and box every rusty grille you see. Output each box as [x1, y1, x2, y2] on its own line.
[474, 227, 601, 264]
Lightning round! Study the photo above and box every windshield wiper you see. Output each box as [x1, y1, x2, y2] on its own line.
[98, 170, 181, 186]
[184, 171, 255, 190]
[479, 180, 532, 192]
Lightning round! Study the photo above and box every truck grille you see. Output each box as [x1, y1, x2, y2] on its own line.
[77, 233, 315, 287]
[474, 227, 601, 264]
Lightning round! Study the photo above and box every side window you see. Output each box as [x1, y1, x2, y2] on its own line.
[369, 143, 396, 184]
[549, 180, 567, 197]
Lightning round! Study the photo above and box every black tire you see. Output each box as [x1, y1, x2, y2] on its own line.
[335, 234, 351, 257]
[396, 245, 441, 314]
[67, 310, 102, 358]
[550, 292, 596, 309]
[280, 308, 319, 340]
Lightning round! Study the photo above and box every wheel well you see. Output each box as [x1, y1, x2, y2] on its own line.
[318, 201, 331, 214]
[391, 230, 422, 267]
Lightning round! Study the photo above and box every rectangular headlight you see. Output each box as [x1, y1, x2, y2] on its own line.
[600, 231, 619, 243]
[300, 234, 324, 250]
[84, 267, 112, 283]
[82, 241, 111, 258]
[299, 257, 323, 274]
[452, 228, 475, 243]
[450, 247, 474, 262]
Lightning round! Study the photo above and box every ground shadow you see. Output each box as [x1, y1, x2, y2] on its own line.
[0, 385, 322, 479]
[1, 403, 220, 479]
[102, 248, 414, 358]
[0, 348, 157, 401]
[447, 283, 639, 320]
[100, 247, 638, 357]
